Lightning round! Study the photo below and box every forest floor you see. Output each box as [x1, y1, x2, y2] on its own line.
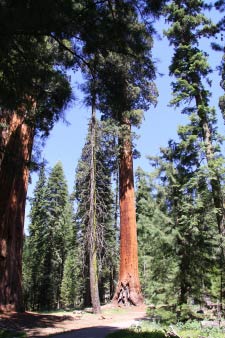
[0, 304, 147, 337]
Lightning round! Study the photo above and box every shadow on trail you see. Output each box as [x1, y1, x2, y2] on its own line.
[0, 312, 73, 333]
[39, 325, 123, 338]
[0, 311, 151, 338]
[48, 327, 166, 338]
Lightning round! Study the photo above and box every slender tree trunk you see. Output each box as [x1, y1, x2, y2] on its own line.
[113, 121, 143, 306]
[110, 169, 119, 300]
[179, 251, 189, 305]
[88, 99, 101, 314]
[0, 113, 34, 311]
[83, 255, 91, 307]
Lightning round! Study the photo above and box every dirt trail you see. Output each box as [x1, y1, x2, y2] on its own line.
[49, 319, 141, 338]
[0, 304, 147, 337]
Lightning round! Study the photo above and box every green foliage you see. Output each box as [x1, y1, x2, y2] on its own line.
[161, 0, 225, 306]
[80, 3, 159, 132]
[23, 165, 49, 309]
[136, 94, 223, 304]
[23, 162, 76, 310]
[107, 321, 225, 338]
[0, 0, 163, 139]
[149, 137, 219, 303]
[0, 331, 26, 338]
[0, 33, 72, 135]
[60, 202, 80, 308]
[136, 167, 176, 303]
[177, 304, 204, 322]
[176, 320, 225, 338]
[106, 329, 166, 338]
[60, 249, 81, 308]
[74, 117, 118, 305]
[96, 49, 157, 127]
[219, 54, 225, 119]
[43, 162, 72, 309]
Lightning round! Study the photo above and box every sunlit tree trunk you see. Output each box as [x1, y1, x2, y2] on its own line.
[0, 112, 34, 311]
[0, 112, 22, 169]
[113, 121, 143, 306]
[88, 99, 101, 314]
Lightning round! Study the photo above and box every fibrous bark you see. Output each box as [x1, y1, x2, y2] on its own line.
[113, 121, 143, 306]
[0, 112, 34, 311]
[0, 112, 21, 169]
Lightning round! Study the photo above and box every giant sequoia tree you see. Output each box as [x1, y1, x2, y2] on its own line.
[0, 35, 72, 311]
[93, 5, 159, 305]
[0, 114, 34, 311]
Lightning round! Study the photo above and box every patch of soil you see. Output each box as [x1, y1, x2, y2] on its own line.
[0, 304, 147, 337]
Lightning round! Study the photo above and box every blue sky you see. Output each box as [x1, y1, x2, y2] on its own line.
[25, 14, 225, 231]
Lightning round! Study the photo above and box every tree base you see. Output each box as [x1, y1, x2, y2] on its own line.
[113, 279, 143, 306]
[0, 303, 24, 313]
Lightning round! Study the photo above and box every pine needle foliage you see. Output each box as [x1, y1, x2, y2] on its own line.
[23, 162, 76, 310]
[136, 167, 176, 304]
[164, 0, 225, 303]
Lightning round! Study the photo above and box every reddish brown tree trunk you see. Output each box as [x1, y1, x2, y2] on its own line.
[0, 113, 34, 312]
[113, 121, 143, 306]
[0, 112, 21, 169]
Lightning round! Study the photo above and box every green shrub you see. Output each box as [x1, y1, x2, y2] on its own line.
[106, 329, 166, 338]
[147, 306, 177, 325]
[176, 304, 204, 322]
[0, 330, 26, 338]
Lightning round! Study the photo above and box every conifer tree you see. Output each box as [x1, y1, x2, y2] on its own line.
[153, 139, 218, 305]
[219, 54, 225, 117]
[87, 90, 101, 313]
[60, 201, 80, 308]
[164, 0, 225, 302]
[23, 164, 48, 310]
[74, 117, 116, 312]
[136, 167, 176, 303]
[60, 250, 79, 308]
[44, 162, 72, 309]
[24, 162, 74, 310]
[92, 3, 160, 305]
[214, 1, 225, 118]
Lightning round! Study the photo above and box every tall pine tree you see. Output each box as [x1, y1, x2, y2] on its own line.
[23, 164, 48, 310]
[164, 0, 225, 303]
[24, 162, 74, 310]
[74, 117, 116, 311]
